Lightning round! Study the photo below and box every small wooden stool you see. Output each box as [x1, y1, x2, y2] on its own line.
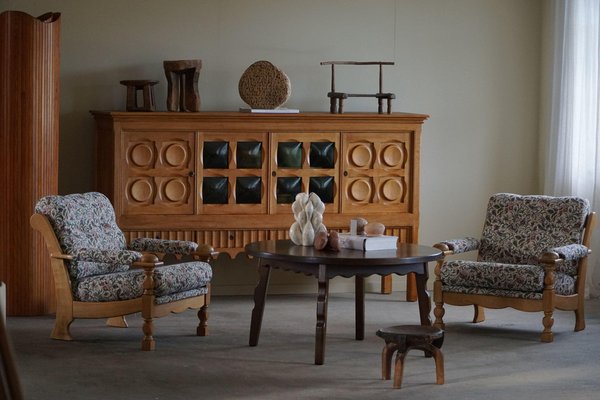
[376, 325, 444, 389]
[120, 80, 158, 112]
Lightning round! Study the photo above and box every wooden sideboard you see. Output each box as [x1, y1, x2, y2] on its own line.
[92, 111, 428, 294]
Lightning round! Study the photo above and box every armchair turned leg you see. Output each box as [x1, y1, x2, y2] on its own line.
[197, 304, 209, 336]
[393, 350, 408, 389]
[141, 317, 155, 351]
[541, 261, 556, 342]
[141, 260, 157, 351]
[472, 305, 485, 323]
[541, 312, 554, 343]
[430, 346, 445, 385]
[433, 281, 446, 330]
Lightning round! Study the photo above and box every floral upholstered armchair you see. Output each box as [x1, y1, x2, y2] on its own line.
[433, 193, 596, 342]
[30, 192, 216, 350]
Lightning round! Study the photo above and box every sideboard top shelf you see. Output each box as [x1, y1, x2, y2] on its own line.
[90, 110, 429, 123]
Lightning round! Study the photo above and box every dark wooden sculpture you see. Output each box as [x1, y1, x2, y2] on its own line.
[163, 59, 202, 112]
[120, 80, 158, 111]
[376, 325, 444, 389]
[320, 61, 395, 114]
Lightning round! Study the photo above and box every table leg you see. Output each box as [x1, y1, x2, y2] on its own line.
[415, 263, 432, 326]
[315, 264, 329, 365]
[249, 260, 271, 346]
[355, 276, 365, 340]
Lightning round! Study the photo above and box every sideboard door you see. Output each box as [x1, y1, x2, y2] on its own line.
[341, 132, 414, 214]
[121, 130, 196, 215]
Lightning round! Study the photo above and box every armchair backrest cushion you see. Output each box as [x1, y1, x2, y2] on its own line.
[34, 192, 129, 279]
[479, 193, 590, 272]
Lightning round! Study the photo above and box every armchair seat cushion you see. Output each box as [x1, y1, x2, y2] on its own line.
[440, 260, 576, 295]
[73, 261, 212, 302]
[441, 285, 544, 300]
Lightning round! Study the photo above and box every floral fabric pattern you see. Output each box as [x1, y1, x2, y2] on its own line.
[478, 193, 589, 275]
[442, 285, 543, 300]
[441, 260, 544, 292]
[551, 244, 589, 261]
[439, 237, 480, 254]
[73, 261, 212, 302]
[74, 248, 142, 265]
[129, 238, 198, 255]
[443, 270, 574, 298]
[35, 192, 129, 279]
[439, 193, 588, 298]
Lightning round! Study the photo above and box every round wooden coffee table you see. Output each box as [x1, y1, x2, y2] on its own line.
[245, 240, 443, 365]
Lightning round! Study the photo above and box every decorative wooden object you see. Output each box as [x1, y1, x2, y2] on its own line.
[238, 60, 291, 109]
[376, 325, 444, 389]
[163, 59, 202, 112]
[320, 61, 395, 114]
[91, 111, 428, 296]
[120, 80, 158, 112]
[0, 11, 60, 316]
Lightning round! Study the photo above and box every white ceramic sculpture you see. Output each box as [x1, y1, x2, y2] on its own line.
[289, 192, 327, 246]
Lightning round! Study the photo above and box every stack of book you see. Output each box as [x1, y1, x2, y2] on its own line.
[337, 233, 398, 251]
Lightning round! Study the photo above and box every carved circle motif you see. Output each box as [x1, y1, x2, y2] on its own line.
[129, 143, 154, 168]
[238, 60, 291, 109]
[381, 179, 403, 202]
[129, 179, 154, 203]
[349, 145, 372, 168]
[163, 143, 188, 167]
[381, 144, 404, 168]
[163, 179, 188, 202]
[348, 179, 372, 202]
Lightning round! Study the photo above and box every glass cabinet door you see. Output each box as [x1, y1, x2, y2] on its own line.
[269, 132, 340, 215]
[198, 132, 268, 214]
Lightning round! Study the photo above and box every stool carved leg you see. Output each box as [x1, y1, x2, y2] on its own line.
[393, 350, 408, 389]
[381, 342, 399, 380]
[430, 346, 445, 384]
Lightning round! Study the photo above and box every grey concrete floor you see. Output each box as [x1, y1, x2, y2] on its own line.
[7, 292, 600, 400]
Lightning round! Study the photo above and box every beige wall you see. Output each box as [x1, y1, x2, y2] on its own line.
[3, 0, 542, 294]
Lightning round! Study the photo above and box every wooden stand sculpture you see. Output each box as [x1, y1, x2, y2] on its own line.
[163, 59, 202, 112]
[0, 11, 60, 315]
[320, 61, 395, 114]
[120, 80, 158, 111]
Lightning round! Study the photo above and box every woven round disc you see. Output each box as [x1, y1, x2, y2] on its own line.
[238, 60, 291, 109]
